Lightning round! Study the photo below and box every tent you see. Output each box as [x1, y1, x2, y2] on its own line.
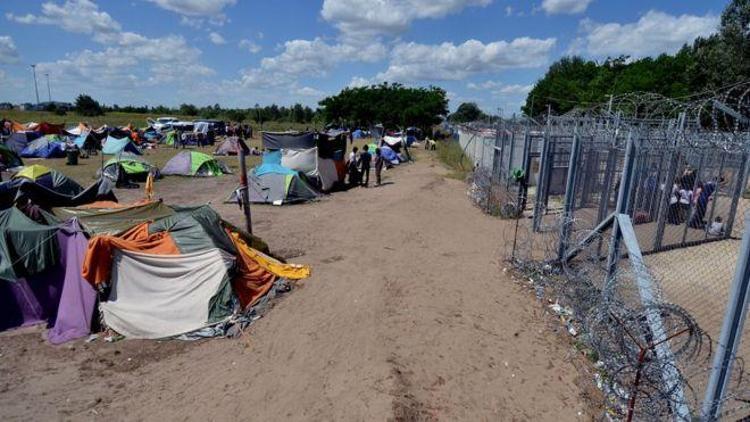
[5, 131, 42, 154]
[102, 135, 141, 155]
[162, 151, 231, 177]
[226, 150, 320, 205]
[2, 199, 310, 341]
[13, 165, 83, 197]
[73, 130, 105, 152]
[26, 122, 64, 135]
[0, 210, 96, 344]
[352, 129, 364, 139]
[63, 122, 91, 137]
[20, 135, 66, 158]
[0, 144, 23, 170]
[263, 131, 347, 192]
[100, 155, 159, 184]
[214, 136, 242, 155]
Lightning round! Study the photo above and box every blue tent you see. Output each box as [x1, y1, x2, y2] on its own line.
[20, 136, 66, 158]
[380, 145, 401, 165]
[102, 135, 141, 155]
[5, 131, 42, 154]
[255, 150, 296, 176]
[352, 129, 364, 139]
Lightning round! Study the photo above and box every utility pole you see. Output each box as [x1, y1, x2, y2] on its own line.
[30, 64, 40, 105]
[45, 73, 51, 102]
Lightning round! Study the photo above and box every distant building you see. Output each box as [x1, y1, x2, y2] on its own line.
[0, 103, 12, 110]
[34, 101, 73, 111]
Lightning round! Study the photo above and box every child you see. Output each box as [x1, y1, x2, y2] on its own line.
[348, 146, 360, 187]
[708, 216, 725, 237]
[359, 145, 372, 187]
[374, 148, 384, 186]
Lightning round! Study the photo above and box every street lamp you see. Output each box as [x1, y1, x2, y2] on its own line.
[30, 64, 40, 105]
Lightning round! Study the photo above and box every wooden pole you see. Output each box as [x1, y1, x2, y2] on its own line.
[237, 135, 253, 234]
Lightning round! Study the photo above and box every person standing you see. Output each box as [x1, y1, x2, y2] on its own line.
[374, 147, 384, 186]
[359, 144, 372, 187]
[348, 146, 360, 187]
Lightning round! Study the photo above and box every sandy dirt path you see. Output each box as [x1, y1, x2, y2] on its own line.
[0, 152, 585, 421]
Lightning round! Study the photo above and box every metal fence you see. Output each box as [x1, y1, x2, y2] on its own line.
[456, 88, 750, 420]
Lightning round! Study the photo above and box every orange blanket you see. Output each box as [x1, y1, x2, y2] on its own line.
[228, 231, 277, 309]
[82, 223, 180, 287]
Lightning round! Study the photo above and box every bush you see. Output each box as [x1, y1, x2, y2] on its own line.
[75, 94, 104, 116]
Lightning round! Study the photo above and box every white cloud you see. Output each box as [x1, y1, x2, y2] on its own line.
[12, 0, 214, 96]
[467, 81, 533, 97]
[239, 39, 261, 53]
[377, 37, 556, 82]
[296, 86, 326, 97]
[321, 0, 491, 36]
[208, 31, 226, 45]
[145, 0, 236, 17]
[0, 36, 20, 64]
[575, 10, 719, 57]
[348, 76, 371, 88]
[541, 0, 593, 15]
[6, 0, 122, 43]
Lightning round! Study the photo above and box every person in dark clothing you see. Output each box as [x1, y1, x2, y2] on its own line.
[374, 148, 384, 186]
[348, 146, 360, 187]
[359, 144, 372, 187]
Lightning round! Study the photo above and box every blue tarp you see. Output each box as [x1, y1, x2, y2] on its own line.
[255, 150, 296, 177]
[380, 146, 400, 164]
[20, 138, 65, 158]
[102, 136, 141, 155]
[352, 129, 363, 139]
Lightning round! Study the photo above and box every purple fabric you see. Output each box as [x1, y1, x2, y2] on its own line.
[0, 262, 64, 331]
[48, 220, 96, 344]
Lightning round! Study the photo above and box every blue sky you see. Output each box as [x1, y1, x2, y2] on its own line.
[0, 0, 729, 114]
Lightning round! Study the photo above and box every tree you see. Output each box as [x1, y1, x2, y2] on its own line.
[75, 94, 104, 116]
[179, 103, 198, 116]
[225, 109, 246, 123]
[449, 102, 486, 123]
[318, 83, 448, 131]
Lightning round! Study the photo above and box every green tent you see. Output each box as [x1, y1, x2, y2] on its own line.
[99, 155, 159, 184]
[0, 144, 23, 170]
[161, 151, 231, 177]
[0, 207, 59, 281]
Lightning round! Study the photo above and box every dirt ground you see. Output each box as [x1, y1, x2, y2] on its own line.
[0, 150, 588, 421]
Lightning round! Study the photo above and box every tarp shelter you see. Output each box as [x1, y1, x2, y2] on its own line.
[0, 144, 23, 170]
[5, 131, 42, 154]
[214, 136, 241, 155]
[26, 122, 64, 135]
[103, 135, 141, 155]
[0, 213, 96, 344]
[226, 150, 320, 205]
[162, 151, 231, 177]
[100, 155, 158, 184]
[20, 135, 66, 158]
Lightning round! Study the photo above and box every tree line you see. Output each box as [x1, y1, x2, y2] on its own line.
[73, 94, 320, 124]
[523, 0, 750, 117]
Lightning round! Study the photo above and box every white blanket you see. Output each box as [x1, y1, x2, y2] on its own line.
[101, 248, 235, 339]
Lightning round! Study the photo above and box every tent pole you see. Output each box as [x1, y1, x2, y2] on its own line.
[237, 136, 253, 234]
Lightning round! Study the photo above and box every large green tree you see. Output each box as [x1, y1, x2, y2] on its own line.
[318, 83, 448, 131]
[449, 102, 487, 123]
[75, 94, 104, 116]
[523, 0, 750, 117]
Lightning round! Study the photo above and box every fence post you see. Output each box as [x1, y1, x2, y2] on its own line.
[533, 131, 552, 232]
[702, 212, 750, 420]
[558, 127, 582, 260]
[725, 152, 750, 238]
[607, 131, 636, 278]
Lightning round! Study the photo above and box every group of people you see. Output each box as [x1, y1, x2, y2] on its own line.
[667, 167, 724, 235]
[347, 144, 385, 188]
[226, 123, 253, 139]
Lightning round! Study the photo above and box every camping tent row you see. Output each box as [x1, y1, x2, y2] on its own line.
[0, 200, 311, 342]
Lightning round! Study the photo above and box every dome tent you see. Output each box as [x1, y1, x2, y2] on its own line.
[99, 155, 159, 186]
[20, 135, 66, 158]
[12, 164, 83, 197]
[214, 136, 242, 156]
[226, 150, 320, 205]
[162, 151, 231, 177]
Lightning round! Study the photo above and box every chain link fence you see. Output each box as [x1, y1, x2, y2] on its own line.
[453, 87, 750, 420]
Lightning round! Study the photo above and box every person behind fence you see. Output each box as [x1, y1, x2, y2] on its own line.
[708, 215, 725, 237]
[359, 144, 372, 187]
[689, 177, 720, 229]
[348, 146, 360, 187]
[374, 147, 384, 186]
[668, 180, 682, 224]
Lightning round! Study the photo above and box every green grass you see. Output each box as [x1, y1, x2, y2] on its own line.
[2, 110, 316, 132]
[436, 139, 472, 180]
